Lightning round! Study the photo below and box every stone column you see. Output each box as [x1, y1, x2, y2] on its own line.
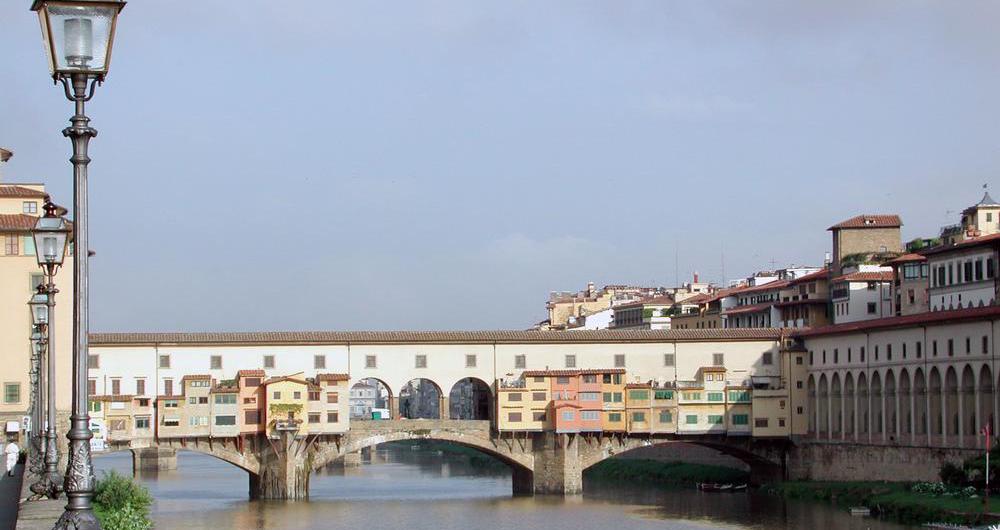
[439, 396, 449, 420]
[975, 379, 983, 449]
[131, 447, 177, 474]
[530, 432, 582, 495]
[958, 388, 965, 449]
[341, 451, 362, 467]
[253, 430, 310, 500]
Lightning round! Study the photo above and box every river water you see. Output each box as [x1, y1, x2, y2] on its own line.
[93, 446, 918, 530]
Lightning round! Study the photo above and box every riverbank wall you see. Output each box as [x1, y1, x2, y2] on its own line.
[786, 443, 980, 482]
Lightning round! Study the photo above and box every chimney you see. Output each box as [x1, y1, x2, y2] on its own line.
[0, 147, 11, 182]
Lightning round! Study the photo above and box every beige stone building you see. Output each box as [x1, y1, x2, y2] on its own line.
[941, 191, 1000, 246]
[0, 172, 74, 442]
[828, 214, 903, 275]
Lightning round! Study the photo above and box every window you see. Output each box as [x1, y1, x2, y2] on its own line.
[163, 419, 180, 427]
[607, 412, 621, 422]
[663, 353, 675, 367]
[211, 355, 222, 370]
[365, 355, 377, 369]
[110, 419, 126, 431]
[135, 416, 150, 430]
[215, 394, 237, 404]
[415, 355, 427, 368]
[4, 235, 17, 255]
[465, 354, 476, 368]
[629, 390, 649, 400]
[529, 392, 545, 401]
[243, 397, 256, 404]
[556, 376, 569, 384]
[245, 377, 261, 387]
[533, 377, 544, 383]
[867, 302, 877, 314]
[162, 400, 178, 408]
[245, 410, 260, 424]
[707, 392, 724, 402]
[188, 397, 198, 405]
[189, 416, 208, 427]
[89, 400, 101, 413]
[581, 411, 600, 421]
[532, 411, 546, 421]
[632, 412, 646, 422]
[579, 392, 600, 401]
[327, 412, 339, 423]
[654, 390, 673, 400]
[860, 347, 866, 363]
[273, 391, 282, 399]
[948, 339, 954, 357]
[508, 392, 523, 402]
[508, 412, 523, 422]
[308, 413, 321, 424]
[731, 414, 749, 425]
[163, 379, 174, 396]
[582, 374, 597, 384]
[966, 337, 972, 354]
[3, 383, 20, 403]
[216, 415, 237, 426]
[682, 392, 701, 400]
[159, 355, 171, 369]
[314, 355, 326, 369]
[293, 391, 301, 400]
[564, 355, 576, 368]
[779, 418, 786, 427]
[659, 410, 673, 423]
[561, 410, 575, 421]
[88, 379, 97, 395]
[796, 406, 803, 414]
[263, 355, 275, 369]
[762, 352, 773, 365]
[685, 414, 698, 425]
[712, 353, 724, 366]
[614, 354, 626, 368]
[796, 355, 803, 365]
[729, 390, 750, 402]
[135, 379, 146, 395]
[887, 344, 892, 361]
[111, 379, 121, 395]
[796, 381, 803, 389]
[514, 355, 526, 369]
[916, 342, 922, 358]
[834, 349, 839, 364]
[976, 260, 984, 281]
[308, 391, 320, 401]
[754, 418, 769, 428]
[22, 201, 37, 214]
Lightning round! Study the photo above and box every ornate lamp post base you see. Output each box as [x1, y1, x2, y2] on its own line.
[29, 470, 63, 500]
[53, 509, 100, 530]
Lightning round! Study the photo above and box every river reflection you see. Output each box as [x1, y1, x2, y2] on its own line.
[93, 446, 918, 530]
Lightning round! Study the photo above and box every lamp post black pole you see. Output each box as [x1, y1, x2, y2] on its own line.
[28, 331, 44, 481]
[54, 72, 98, 530]
[43, 277, 61, 494]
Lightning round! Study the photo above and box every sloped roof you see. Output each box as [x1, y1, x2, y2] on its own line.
[831, 271, 894, 283]
[795, 305, 1000, 337]
[315, 373, 350, 382]
[828, 214, 902, 230]
[0, 214, 37, 232]
[89, 328, 783, 346]
[0, 186, 46, 199]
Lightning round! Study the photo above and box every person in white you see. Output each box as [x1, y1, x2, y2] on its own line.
[4, 440, 18, 477]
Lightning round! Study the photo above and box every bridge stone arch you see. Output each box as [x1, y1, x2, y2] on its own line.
[448, 377, 493, 420]
[309, 420, 534, 473]
[577, 435, 787, 483]
[104, 438, 261, 475]
[399, 378, 446, 419]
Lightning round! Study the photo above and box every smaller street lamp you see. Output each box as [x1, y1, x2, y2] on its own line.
[29, 199, 70, 501]
[27, 327, 46, 482]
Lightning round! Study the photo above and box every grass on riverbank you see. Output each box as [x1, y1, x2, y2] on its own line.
[584, 458, 749, 486]
[766, 481, 995, 526]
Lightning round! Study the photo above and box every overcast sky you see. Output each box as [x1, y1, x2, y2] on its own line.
[1, 1, 999, 331]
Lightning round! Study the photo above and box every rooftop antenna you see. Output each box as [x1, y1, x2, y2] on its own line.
[674, 241, 679, 288]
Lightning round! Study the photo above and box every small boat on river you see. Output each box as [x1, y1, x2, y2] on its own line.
[698, 483, 747, 492]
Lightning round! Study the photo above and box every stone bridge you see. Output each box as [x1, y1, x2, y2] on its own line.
[103, 420, 791, 499]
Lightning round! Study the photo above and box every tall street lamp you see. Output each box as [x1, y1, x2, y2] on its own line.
[27, 290, 52, 495]
[31, 1, 125, 527]
[30, 201, 70, 499]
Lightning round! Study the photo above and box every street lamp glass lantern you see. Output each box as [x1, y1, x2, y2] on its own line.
[28, 292, 49, 326]
[31, 0, 125, 78]
[32, 215, 70, 268]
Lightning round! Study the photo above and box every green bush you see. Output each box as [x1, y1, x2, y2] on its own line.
[99, 504, 152, 530]
[93, 471, 153, 530]
[939, 462, 967, 486]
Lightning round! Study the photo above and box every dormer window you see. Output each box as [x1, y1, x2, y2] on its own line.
[22, 201, 37, 214]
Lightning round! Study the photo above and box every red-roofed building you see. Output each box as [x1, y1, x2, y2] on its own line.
[885, 253, 929, 316]
[830, 266, 894, 324]
[775, 269, 832, 328]
[828, 214, 903, 275]
[924, 231, 1000, 312]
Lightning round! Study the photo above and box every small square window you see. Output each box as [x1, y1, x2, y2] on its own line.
[712, 353, 724, 366]
[664, 354, 675, 367]
[263, 355, 275, 369]
[88, 354, 100, 369]
[465, 354, 476, 368]
[565, 355, 576, 368]
[314, 355, 326, 369]
[514, 355, 526, 369]
[365, 355, 377, 369]
[159, 355, 171, 369]
[614, 354, 626, 368]
[3, 383, 20, 404]
[210, 355, 222, 370]
[22, 201, 37, 214]
[415, 355, 427, 368]
[762, 352, 773, 365]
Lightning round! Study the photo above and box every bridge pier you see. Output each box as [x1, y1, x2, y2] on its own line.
[131, 447, 177, 473]
[529, 432, 583, 495]
[253, 431, 310, 500]
[342, 451, 362, 467]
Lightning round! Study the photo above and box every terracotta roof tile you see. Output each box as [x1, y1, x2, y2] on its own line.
[522, 370, 580, 377]
[236, 369, 266, 377]
[89, 329, 783, 346]
[0, 214, 38, 232]
[828, 214, 902, 230]
[884, 253, 927, 266]
[315, 373, 350, 382]
[786, 269, 830, 286]
[180, 374, 211, 381]
[579, 368, 626, 375]
[831, 271, 894, 283]
[724, 302, 775, 315]
[0, 186, 46, 199]
[625, 383, 651, 389]
[921, 232, 1000, 256]
[795, 305, 1000, 337]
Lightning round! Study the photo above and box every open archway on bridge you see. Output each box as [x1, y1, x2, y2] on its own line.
[399, 378, 443, 419]
[350, 378, 394, 420]
[448, 378, 492, 420]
